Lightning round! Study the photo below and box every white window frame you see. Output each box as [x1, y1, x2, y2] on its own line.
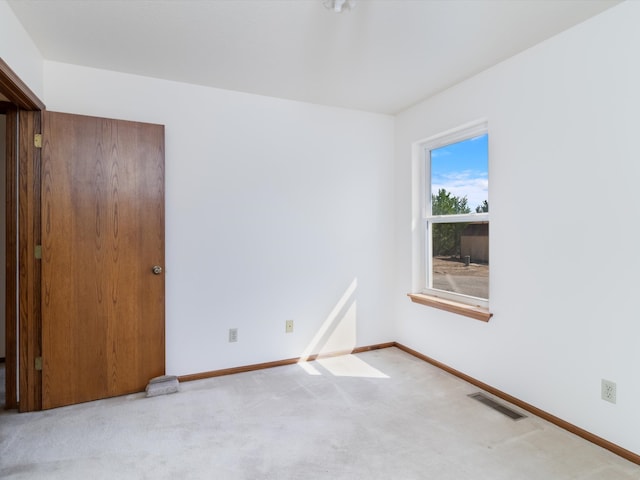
[418, 119, 489, 308]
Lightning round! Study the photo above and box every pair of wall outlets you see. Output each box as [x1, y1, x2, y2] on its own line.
[228, 321, 293, 343]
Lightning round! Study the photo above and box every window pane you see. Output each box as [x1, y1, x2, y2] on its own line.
[431, 222, 489, 299]
[431, 134, 488, 215]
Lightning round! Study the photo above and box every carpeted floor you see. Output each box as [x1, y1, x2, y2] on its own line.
[1, 348, 639, 479]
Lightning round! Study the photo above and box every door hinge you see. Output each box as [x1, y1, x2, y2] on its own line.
[35, 245, 42, 259]
[35, 356, 43, 371]
[34, 133, 42, 148]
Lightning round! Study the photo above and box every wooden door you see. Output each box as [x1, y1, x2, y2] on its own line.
[41, 111, 165, 409]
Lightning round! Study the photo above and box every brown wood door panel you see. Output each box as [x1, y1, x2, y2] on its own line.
[41, 111, 165, 409]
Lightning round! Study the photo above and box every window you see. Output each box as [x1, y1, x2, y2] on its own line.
[412, 120, 489, 315]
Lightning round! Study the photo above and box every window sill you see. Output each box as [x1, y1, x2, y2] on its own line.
[407, 293, 493, 322]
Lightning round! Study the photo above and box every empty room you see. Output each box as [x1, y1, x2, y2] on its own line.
[1, 0, 639, 478]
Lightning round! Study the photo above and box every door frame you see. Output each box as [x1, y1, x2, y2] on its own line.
[1, 100, 17, 409]
[0, 57, 45, 411]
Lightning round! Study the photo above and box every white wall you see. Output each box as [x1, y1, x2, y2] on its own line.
[0, 1, 44, 100]
[394, 1, 640, 455]
[43, 61, 396, 376]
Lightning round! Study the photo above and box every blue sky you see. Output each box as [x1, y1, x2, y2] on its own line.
[431, 134, 488, 211]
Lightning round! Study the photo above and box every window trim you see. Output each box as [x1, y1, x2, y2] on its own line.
[412, 119, 490, 316]
[407, 293, 492, 322]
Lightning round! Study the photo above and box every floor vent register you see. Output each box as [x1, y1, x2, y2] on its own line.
[468, 392, 526, 420]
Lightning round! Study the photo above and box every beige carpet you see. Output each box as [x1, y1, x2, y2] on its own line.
[1, 348, 639, 479]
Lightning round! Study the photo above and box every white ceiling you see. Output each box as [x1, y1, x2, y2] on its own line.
[8, 0, 620, 114]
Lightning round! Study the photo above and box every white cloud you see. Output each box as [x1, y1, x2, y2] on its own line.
[432, 170, 488, 210]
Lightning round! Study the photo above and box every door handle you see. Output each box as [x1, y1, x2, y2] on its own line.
[152, 265, 163, 275]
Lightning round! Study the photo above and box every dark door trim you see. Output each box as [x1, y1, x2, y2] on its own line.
[1, 101, 18, 409]
[0, 57, 45, 411]
[18, 110, 42, 411]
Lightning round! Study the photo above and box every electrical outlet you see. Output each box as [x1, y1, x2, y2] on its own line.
[601, 379, 616, 404]
[285, 320, 294, 333]
[229, 328, 238, 343]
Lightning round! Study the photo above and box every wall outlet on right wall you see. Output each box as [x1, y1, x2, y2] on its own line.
[601, 379, 616, 404]
[229, 328, 238, 343]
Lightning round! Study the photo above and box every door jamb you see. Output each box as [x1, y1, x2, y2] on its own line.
[0, 58, 45, 412]
[1, 101, 17, 409]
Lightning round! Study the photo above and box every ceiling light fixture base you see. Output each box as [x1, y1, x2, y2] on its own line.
[323, 0, 356, 14]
